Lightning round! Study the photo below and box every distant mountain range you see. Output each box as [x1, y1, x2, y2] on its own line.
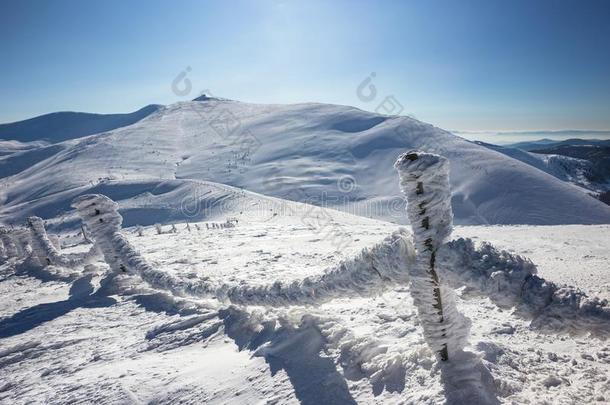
[474, 138, 610, 205]
[454, 130, 610, 145]
[506, 138, 610, 151]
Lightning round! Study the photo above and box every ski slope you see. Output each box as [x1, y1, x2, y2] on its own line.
[2, 98, 610, 226]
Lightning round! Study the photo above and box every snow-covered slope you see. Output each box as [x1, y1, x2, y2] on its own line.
[1, 205, 608, 404]
[475, 141, 603, 194]
[0, 140, 48, 157]
[0, 104, 162, 143]
[2, 98, 610, 226]
[0, 178, 304, 231]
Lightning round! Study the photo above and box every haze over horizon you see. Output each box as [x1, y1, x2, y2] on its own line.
[2, 0, 610, 134]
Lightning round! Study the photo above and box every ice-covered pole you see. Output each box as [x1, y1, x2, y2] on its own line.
[27, 216, 99, 268]
[71, 194, 126, 273]
[394, 151, 466, 361]
[25, 218, 50, 266]
[8, 227, 33, 260]
[0, 226, 17, 259]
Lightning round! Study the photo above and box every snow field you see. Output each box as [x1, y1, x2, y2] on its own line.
[2, 216, 609, 403]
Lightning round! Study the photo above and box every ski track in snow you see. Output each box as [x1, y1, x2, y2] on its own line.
[1, 213, 609, 404]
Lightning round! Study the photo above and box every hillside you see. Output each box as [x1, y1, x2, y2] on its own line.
[0, 104, 161, 143]
[1, 203, 608, 404]
[1, 98, 610, 226]
[2, 99, 610, 405]
[474, 141, 605, 194]
[484, 139, 610, 202]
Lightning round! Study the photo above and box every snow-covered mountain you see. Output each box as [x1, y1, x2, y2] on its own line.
[0, 104, 162, 143]
[2, 99, 610, 405]
[474, 141, 603, 193]
[2, 98, 610, 226]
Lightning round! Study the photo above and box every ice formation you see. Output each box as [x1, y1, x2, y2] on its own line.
[438, 238, 610, 337]
[71, 194, 416, 306]
[0, 225, 19, 259]
[394, 151, 468, 361]
[26, 216, 99, 268]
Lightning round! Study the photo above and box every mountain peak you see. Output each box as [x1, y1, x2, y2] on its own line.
[192, 94, 231, 102]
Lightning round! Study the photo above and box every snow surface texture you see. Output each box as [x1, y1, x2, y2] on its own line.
[37, 185, 601, 404]
[2, 99, 610, 226]
[1, 173, 609, 401]
[2, 212, 609, 403]
[2, 98, 610, 403]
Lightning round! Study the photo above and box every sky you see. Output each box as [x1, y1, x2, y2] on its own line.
[1, 0, 610, 132]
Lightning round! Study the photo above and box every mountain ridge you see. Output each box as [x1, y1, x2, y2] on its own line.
[2, 99, 610, 226]
[0, 104, 162, 143]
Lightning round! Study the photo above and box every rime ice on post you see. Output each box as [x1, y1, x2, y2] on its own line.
[27, 216, 98, 268]
[0, 226, 18, 259]
[71, 194, 190, 294]
[71, 194, 125, 273]
[26, 217, 51, 266]
[394, 151, 467, 361]
[12, 227, 34, 260]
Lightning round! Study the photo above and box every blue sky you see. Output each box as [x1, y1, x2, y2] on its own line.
[1, 0, 610, 131]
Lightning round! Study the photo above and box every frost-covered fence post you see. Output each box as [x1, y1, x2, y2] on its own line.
[26, 218, 51, 266]
[0, 226, 18, 259]
[27, 216, 99, 268]
[71, 195, 126, 273]
[12, 227, 34, 261]
[394, 151, 467, 361]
